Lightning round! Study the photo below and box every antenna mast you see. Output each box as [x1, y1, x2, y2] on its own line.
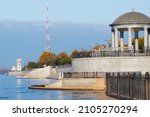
[45, 2, 51, 52]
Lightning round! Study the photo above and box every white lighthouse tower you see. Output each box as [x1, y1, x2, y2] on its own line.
[16, 58, 22, 71]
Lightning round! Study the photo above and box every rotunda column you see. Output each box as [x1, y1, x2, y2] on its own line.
[120, 31, 124, 51]
[114, 28, 118, 50]
[144, 27, 148, 52]
[111, 29, 115, 49]
[128, 27, 132, 50]
[134, 30, 139, 53]
[148, 28, 150, 51]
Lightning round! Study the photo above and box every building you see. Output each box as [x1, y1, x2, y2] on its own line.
[72, 11, 150, 74]
[110, 11, 150, 52]
[16, 58, 22, 71]
[11, 66, 16, 71]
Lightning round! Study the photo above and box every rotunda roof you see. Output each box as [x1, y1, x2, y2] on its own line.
[110, 12, 150, 26]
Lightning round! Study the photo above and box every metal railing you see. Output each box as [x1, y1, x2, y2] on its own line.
[56, 64, 72, 68]
[106, 72, 150, 100]
[63, 72, 105, 78]
[73, 49, 150, 58]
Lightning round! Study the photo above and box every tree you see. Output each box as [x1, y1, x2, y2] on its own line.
[24, 61, 43, 70]
[57, 52, 68, 59]
[101, 44, 106, 48]
[93, 44, 106, 50]
[132, 37, 144, 50]
[58, 57, 71, 65]
[56, 52, 71, 65]
[93, 44, 100, 50]
[138, 38, 144, 50]
[39, 51, 56, 66]
[70, 49, 79, 58]
[65, 56, 72, 64]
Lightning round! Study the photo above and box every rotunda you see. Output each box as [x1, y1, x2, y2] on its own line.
[110, 11, 150, 52]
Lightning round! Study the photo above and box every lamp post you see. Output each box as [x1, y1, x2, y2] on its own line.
[88, 45, 93, 57]
[105, 39, 110, 47]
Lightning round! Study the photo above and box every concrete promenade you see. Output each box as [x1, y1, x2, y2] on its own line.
[29, 78, 115, 100]
[29, 78, 106, 91]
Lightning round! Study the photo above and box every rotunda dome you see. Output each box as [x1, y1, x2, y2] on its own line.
[110, 12, 150, 26]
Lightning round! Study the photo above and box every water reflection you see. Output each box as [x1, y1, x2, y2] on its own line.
[16, 79, 22, 87]
[0, 75, 114, 100]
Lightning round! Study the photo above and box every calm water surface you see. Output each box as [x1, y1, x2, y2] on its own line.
[0, 75, 111, 100]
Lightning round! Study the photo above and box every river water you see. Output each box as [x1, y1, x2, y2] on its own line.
[0, 75, 113, 100]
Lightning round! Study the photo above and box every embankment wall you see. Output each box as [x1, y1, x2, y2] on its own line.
[72, 56, 150, 74]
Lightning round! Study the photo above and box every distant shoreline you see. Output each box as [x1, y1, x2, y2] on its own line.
[9, 66, 59, 79]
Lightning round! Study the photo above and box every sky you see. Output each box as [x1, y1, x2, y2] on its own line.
[0, 0, 150, 68]
[0, 0, 150, 23]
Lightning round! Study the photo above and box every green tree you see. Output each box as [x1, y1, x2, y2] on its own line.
[56, 52, 71, 65]
[25, 61, 43, 70]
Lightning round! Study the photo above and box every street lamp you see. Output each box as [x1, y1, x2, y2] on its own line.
[87, 45, 93, 57]
[105, 39, 110, 47]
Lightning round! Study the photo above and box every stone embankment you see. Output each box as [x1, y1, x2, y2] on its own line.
[9, 66, 106, 91]
[9, 66, 59, 79]
[29, 78, 105, 91]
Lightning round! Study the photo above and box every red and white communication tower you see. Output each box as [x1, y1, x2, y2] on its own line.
[45, 2, 51, 52]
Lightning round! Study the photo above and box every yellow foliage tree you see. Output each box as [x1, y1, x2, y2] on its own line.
[39, 51, 56, 66]
[57, 52, 68, 59]
[70, 49, 79, 58]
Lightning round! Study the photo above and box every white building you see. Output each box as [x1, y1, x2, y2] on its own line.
[11, 66, 16, 71]
[16, 58, 22, 71]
